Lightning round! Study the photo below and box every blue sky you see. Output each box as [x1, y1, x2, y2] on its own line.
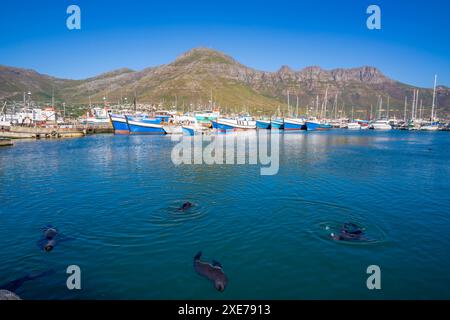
[0, 0, 449, 87]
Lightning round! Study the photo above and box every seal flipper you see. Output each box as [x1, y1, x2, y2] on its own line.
[212, 260, 223, 268]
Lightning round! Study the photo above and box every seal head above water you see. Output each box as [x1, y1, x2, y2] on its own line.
[179, 202, 193, 211]
[331, 222, 365, 241]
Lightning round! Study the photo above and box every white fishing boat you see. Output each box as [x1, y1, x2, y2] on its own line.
[421, 124, 439, 131]
[371, 120, 392, 130]
[212, 117, 256, 131]
[347, 122, 361, 130]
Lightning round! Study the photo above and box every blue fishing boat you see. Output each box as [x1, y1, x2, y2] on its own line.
[283, 118, 306, 130]
[256, 120, 271, 129]
[126, 116, 166, 135]
[305, 120, 321, 131]
[319, 123, 333, 130]
[270, 119, 284, 130]
[182, 125, 196, 136]
[109, 114, 130, 134]
[212, 118, 256, 131]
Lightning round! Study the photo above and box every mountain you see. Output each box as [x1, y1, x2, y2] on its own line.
[1, 48, 449, 118]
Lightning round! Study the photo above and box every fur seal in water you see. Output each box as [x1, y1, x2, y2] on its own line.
[193, 252, 228, 292]
[179, 201, 193, 211]
[38, 226, 73, 252]
[331, 222, 364, 241]
[41, 227, 58, 252]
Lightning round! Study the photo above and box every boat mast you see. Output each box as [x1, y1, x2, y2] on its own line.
[287, 90, 290, 116]
[133, 90, 137, 114]
[386, 96, 390, 119]
[333, 93, 338, 120]
[51, 86, 55, 108]
[404, 96, 407, 122]
[296, 95, 299, 118]
[315, 95, 319, 118]
[378, 96, 382, 119]
[431, 74, 437, 122]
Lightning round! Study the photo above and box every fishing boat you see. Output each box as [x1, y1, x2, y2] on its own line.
[371, 120, 392, 130]
[347, 122, 361, 130]
[305, 119, 321, 131]
[270, 119, 284, 130]
[212, 117, 256, 131]
[126, 115, 167, 135]
[319, 122, 333, 130]
[421, 123, 440, 131]
[182, 125, 196, 136]
[81, 107, 111, 125]
[109, 114, 130, 134]
[283, 118, 306, 130]
[256, 120, 271, 129]
[195, 110, 220, 127]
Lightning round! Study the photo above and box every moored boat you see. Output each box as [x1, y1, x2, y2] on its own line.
[347, 122, 361, 130]
[109, 114, 130, 134]
[212, 118, 256, 131]
[319, 123, 333, 130]
[305, 119, 321, 131]
[270, 119, 284, 130]
[182, 125, 196, 136]
[371, 120, 392, 130]
[126, 116, 166, 135]
[283, 118, 306, 130]
[421, 124, 439, 131]
[256, 120, 271, 129]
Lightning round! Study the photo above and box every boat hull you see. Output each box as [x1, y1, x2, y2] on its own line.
[319, 124, 333, 130]
[305, 121, 321, 131]
[110, 114, 130, 134]
[347, 123, 361, 130]
[270, 120, 284, 130]
[371, 124, 392, 130]
[182, 126, 196, 136]
[421, 125, 439, 131]
[256, 120, 271, 129]
[127, 117, 166, 135]
[212, 119, 256, 131]
[283, 119, 306, 131]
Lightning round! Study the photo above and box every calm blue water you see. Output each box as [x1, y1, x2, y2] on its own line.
[1, 131, 450, 299]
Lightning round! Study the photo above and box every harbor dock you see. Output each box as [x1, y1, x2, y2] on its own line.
[0, 124, 113, 140]
[0, 138, 13, 146]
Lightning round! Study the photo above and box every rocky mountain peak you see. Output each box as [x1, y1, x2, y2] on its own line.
[173, 47, 237, 66]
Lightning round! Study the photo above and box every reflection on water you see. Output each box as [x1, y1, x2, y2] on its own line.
[0, 131, 450, 299]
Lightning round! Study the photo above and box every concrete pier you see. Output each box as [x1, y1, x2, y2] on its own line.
[0, 138, 13, 146]
[0, 124, 113, 140]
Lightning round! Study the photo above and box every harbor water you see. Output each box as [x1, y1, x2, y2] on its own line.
[1, 130, 450, 299]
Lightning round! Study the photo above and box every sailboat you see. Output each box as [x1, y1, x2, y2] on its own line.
[347, 106, 361, 130]
[371, 96, 392, 130]
[421, 75, 440, 131]
[283, 91, 306, 130]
